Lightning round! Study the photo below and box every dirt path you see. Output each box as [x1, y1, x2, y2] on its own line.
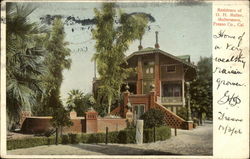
[8, 123, 213, 156]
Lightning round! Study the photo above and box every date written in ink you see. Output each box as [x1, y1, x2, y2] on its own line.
[217, 90, 241, 107]
[218, 124, 242, 136]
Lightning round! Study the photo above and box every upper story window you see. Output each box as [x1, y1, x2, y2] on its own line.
[144, 61, 154, 74]
[166, 65, 176, 73]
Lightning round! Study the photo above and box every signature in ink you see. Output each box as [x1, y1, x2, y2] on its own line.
[217, 90, 241, 107]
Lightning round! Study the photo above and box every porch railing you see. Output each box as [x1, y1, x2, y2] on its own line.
[161, 97, 183, 105]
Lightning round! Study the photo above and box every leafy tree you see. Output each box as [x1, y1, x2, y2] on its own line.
[66, 90, 95, 116]
[92, 3, 149, 114]
[176, 107, 188, 121]
[39, 17, 72, 143]
[51, 99, 72, 145]
[6, 3, 47, 130]
[190, 57, 212, 124]
[34, 17, 72, 116]
[141, 109, 165, 128]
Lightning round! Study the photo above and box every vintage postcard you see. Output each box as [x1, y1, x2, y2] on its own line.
[0, 0, 249, 158]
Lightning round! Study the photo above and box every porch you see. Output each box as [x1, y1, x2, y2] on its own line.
[159, 81, 185, 106]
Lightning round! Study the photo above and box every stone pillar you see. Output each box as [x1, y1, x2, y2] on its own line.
[126, 109, 133, 128]
[154, 53, 161, 97]
[149, 84, 156, 109]
[136, 120, 143, 144]
[137, 56, 143, 94]
[85, 108, 98, 133]
[70, 111, 77, 119]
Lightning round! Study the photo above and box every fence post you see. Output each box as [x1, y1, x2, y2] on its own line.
[55, 128, 58, 145]
[105, 127, 108, 145]
[175, 126, 177, 136]
[153, 126, 156, 142]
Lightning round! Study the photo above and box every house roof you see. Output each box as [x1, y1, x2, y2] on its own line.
[125, 47, 197, 69]
[176, 55, 190, 61]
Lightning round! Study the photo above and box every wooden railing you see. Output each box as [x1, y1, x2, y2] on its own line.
[154, 102, 189, 129]
[161, 97, 182, 105]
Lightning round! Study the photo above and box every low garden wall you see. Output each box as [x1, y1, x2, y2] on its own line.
[21, 114, 127, 134]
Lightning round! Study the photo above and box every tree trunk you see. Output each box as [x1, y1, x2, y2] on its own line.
[108, 95, 112, 114]
[199, 113, 203, 125]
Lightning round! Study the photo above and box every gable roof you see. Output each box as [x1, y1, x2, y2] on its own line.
[125, 47, 197, 69]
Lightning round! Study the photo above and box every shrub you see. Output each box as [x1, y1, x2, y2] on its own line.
[143, 126, 171, 143]
[117, 128, 136, 144]
[7, 126, 171, 150]
[141, 109, 165, 128]
[61, 134, 69, 144]
[143, 128, 154, 143]
[156, 126, 171, 141]
[177, 107, 188, 121]
[68, 133, 80, 144]
[108, 131, 119, 143]
[7, 136, 60, 150]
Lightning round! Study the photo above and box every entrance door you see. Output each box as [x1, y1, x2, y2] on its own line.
[133, 104, 145, 119]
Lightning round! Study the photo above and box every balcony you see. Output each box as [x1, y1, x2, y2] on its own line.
[160, 97, 183, 105]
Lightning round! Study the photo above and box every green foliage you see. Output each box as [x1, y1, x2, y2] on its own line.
[92, 3, 149, 114]
[117, 129, 136, 144]
[68, 133, 80, 144]
[143, 126, 171, 143]
[37, 17, 71, 116]
[190, 57, 212, 122]
[67, 90, 95, 116]
[7, 126, 171, 150]
[7, 136, 61, 150]
[141, 109, 165, 128]
[155, 126, 171, 141]
[177, 107, 188, 121]
[51, 106, 72, 128]
[61, 134, 69, 144]
[6, 3, 48, 129]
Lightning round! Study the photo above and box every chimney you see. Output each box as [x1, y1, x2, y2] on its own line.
[138, 37, 143, 50]
[155, 31, 160, 49]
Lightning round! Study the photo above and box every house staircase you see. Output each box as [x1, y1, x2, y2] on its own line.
[111, 91, 193, 130]
[154, 102, 192, 129]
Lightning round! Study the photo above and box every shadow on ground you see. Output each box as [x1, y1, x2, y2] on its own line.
[70, 143, 181, 155]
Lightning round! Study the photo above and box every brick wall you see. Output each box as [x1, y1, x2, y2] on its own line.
[97, 118, 127, 133]
[62, 118, 86, 134]
[21, 115, 127, 134]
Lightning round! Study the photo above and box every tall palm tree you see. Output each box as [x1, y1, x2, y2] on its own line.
[6, 3, 47, 130]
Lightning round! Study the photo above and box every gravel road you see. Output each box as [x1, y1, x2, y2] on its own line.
[8, 123, 213, 156]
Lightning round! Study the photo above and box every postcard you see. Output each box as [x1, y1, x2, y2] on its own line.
[1, 0, 249, 158]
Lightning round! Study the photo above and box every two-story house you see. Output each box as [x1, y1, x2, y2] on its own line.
[93, 32, 196, 129]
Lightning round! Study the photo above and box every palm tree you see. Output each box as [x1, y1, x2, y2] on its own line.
[6, 3, 47, 130]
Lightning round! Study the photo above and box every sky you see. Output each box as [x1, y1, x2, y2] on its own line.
[27, 2, 212, 103]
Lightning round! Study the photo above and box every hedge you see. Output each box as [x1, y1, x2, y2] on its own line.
[7, 126, 171, 150]
[7, 136, 62, 150]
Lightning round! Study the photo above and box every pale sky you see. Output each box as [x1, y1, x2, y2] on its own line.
[27, 2, 212, 103]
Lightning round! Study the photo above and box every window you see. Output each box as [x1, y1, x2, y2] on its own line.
[163, 83, 181, 97]
[145, 66, 154, 74]
[166, 65, 176, 73]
